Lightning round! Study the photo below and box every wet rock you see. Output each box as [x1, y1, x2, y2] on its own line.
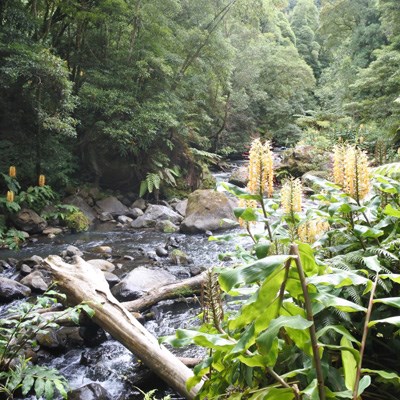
[111, 266, 176, 301]
[10, 208, 47, 234]
[180, 189, 237, 233]
[131, 198, 147, 210]
[63, 195, 98, 222]
[68, 383, 112, 400]
[20, 271, 49, 292]
[57, 326, 85, 347]
[156, 220, 179, 233]
[87, 259, 116, 273]
[36, 328, 65, 349]
[20, 264, 32, 275]
[96, 196, 129, 216]
[155, 246, 168, 257]
[131, 205, 183, 229]
[98, 212, 114, 222]
[91, 246, 112, 255]
[170, 249, 191, 265]
[228, 165, 249, 187]
[174, 199, 188, 217]
[0, 277, 31, 301]
[66, 245, 84, 257]
[165, 235, 182, 249]
[103, 271, 120, 287]
[79, 325, 108, 347]
[0, 260, 12, 269]
[117, 215, 133, 225]
[189, 264, 207, 276]
[43, 227, 63, 235]
[126, 208, 144, 219]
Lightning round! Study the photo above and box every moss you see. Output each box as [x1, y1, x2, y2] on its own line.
[65, 211, 90, 232]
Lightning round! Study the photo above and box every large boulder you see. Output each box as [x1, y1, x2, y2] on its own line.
[180, 189, 236, 233]
[95, 196, 129, 217]
[111, 266, 176, 301]
[63, 195, 98, 222]
[0, 277, 31, 302]
[131, 204, 183, 229]
[10, 208, 47, 233]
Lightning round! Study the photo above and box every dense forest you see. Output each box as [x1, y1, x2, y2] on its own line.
[0, 0, 399, 194]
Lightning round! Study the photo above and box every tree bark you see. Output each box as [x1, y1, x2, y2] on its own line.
[43, 255, 201, 399]
[122, 271, 207, 312]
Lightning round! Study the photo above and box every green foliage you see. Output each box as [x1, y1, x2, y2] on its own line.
[65, 211, 90, 232]
[164, 164, 400, 399]
[0, 292, 94, 399]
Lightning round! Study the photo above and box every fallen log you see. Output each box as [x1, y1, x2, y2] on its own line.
[44, 255, 201, 399]
[122, 270, 207, 312]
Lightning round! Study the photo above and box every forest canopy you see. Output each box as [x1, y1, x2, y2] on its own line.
[0, 0, 399, 192]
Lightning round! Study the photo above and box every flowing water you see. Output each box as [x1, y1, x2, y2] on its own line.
[0, 163, 251, 399]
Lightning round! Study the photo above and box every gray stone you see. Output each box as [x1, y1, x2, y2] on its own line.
[86, 259, 116, 273]
[111, 266, 176, 301]
[156, 220, 179, 233]
[180, 189, 237, 233]
[91, 246, 112, 255]
[228, 165, 249, 187]
[98, 212, 114, 222]
[155, 246, 168, 257]
[43, 227, 63, 235]
[20, 271, 49, 292]
[96, 196, 129, 216]
[103, 271, 120, 287]
[131, 198, 147, 210]
[174, 199, 188, 216]
[66, 245, 83, 257]
[10, 208, 47, 233]
[131, 204, 183, 229]
[36, 328, 64, 349]
[68, 383, 112, 400]
[63, 195, 97, 222]
[126, 207, 144, 218]
[0, 277, 31, 301]
[117, 215, 133, 224]
[170, 249, 191, 265]
[20, 264, 32, 275]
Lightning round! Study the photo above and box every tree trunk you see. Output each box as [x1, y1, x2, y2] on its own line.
[122, 271, 206, 312]
[43, 255, 202, 399]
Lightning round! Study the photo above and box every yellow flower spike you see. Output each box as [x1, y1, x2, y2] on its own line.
[237, 198, 257, 227]
[6, 191, 14, 203]
[281, 178, 302, 214]
[332, 145, 346, 187]
[247, 138, 274, 197]
[9, 166, 16, 178]
[298, 218, 330, 244]
[38, 175, 46, 187]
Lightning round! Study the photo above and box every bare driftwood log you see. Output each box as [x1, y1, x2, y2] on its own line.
[44, 255, 201, 399]
[122, 271, 207, 312]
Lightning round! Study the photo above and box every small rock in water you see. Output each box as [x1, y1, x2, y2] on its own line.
[68, 382, 112, 400]
[20, 271, 49, 292]
[131, 198, 147, 210]
[155, 246, 168, 257]
[87, 259, 116, 272]
[103, 271, 120, 287]
[0, 277, 31, 302]
[92, 246, 112, 255]
[117, 215, 133, 225]
[205, 230, 213, 237]
[43, 227, 63, 235]
[66, 245, 83, 257]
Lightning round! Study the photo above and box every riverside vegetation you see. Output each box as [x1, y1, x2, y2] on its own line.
[163, 139, 400, 399]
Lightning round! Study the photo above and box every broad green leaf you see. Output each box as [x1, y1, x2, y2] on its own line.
[341, 337, 357, 391]
[373, 297, 400, 308]
[255, 242, 271, 259]
[220, 182, 261, 201]
[257, 315, 313, 365]
[320, 344, 360, 363]
[35, 377, 45, 398]
[298, 242, 319, 276]
[380, 274, 400, 283]
[384, 204, 400, 218]
[80, 303, 95, 318]
[234, 207, 260, 221]
[325, 388, 353, 399]
[311, 293, 366, 313]
[307, 269, 371, 290]
[316, 325, 360, 345]
[238, 354, 270, 368]
[248, 387, 295, 400]
[219, 255, 290, 292]
[353, 224, 384, 239]
[368, 316, 400, 327]
[301, 379, 318, 400]
[362, 256, 381, 273]
[45, 379, 55, 400]
[170, 329, 234, 351]
[357, 375, 371, 396]
[231, 323, 255, 354]
[22, 375, 35, 396]
[361, 368, 400, 386]
[54, 379, 68, 399]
